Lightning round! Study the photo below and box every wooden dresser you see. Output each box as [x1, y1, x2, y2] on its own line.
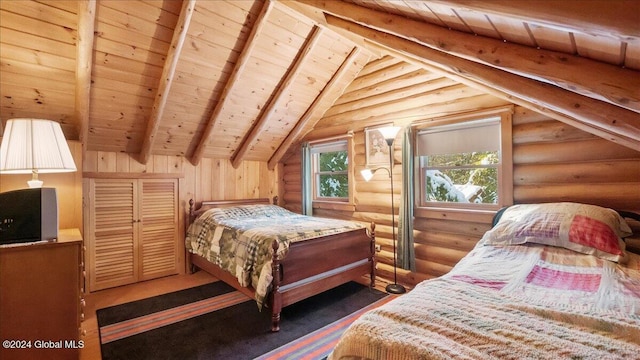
[0, 229, 84, 360]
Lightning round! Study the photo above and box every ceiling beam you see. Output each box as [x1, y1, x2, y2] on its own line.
[190, 0, 274, 166]
[300, 0, 640, 114]
[276, 0, 382, 59]
[325, 15, 640, 151]
[76, 0, 96, 154]
[427, 0, 640, 41]
[231, 26, 324, 169]
[268, 46, 365, 169]
[139, 0, 196, 164]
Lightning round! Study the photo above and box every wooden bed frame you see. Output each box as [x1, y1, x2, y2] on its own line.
[186, 197, 376, 332]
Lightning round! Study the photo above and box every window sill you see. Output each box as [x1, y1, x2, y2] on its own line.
[414, 206, 496, 223]
[312, 201, 356, 212]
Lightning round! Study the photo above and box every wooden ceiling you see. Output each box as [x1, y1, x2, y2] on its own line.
[1, 0, 638, 168]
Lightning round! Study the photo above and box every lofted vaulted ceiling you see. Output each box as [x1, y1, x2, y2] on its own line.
[1, 0, 639, 169]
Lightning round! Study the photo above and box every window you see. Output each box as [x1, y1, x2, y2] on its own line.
[416, 113, 511, 209]
[311, 140, 349, 201]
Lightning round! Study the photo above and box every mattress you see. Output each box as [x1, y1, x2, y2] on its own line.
[185, 204, 364, 308]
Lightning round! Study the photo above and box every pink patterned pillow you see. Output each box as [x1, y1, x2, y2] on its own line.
[482, 203, 632, 262]
[568, 215, 623, 255]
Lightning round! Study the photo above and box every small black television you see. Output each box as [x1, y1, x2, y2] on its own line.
[0, 188, 58, 244]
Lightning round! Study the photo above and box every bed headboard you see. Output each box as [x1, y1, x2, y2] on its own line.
[188, 197, 277, 225]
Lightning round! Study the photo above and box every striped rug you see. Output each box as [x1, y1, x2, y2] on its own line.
[97, 281, 388, 360]
[100, 290, 251, 344]
[255, 295, 393, 360]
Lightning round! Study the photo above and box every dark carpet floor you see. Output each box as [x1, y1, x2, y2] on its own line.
[97, 281, 385, 360]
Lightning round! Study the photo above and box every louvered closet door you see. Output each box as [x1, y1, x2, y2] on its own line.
[139, 179, 179, 280]
[88, 179, 139, 291]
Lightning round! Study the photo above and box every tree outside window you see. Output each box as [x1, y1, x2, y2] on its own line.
[424, 151, 498, 204]
[417, 117, 503, 209]
[317, 150, 348, 198]
[312, 140, 349, 200]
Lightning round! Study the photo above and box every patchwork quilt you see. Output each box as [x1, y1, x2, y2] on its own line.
[329, 243, 640, 359]
[185, 204, 363, 309]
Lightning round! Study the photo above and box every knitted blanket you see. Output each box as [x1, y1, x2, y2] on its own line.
[330, 244, 640, 359]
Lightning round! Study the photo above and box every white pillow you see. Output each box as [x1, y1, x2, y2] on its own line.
[482, 202, 632, 262]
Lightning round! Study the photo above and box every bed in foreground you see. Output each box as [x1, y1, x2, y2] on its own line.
[329, 202, 640, 359]
[185, 198, 375, 331]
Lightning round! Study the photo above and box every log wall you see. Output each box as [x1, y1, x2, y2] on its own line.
[282, 57, 640, 289]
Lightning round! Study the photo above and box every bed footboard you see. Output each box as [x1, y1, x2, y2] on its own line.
[269, 224, 376, 331]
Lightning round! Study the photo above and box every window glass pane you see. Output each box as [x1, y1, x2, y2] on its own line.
[312, 144, 349, 200]
[318, 174, 348, 198]
[318, 151, 348, 172]
[424, 156, 498, 204]
[422, 150, 499, 204]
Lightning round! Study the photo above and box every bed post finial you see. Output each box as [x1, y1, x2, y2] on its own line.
[188, 199, 195, 222]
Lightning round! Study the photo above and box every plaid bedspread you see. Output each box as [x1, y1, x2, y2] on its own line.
[186, 204, 363, 309]
[329, 243, 640, 359]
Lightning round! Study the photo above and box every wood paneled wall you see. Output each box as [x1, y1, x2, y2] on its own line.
[0, 140, 278, 239]
[83, 150, 279, 213]
[282, 57, 640, 289]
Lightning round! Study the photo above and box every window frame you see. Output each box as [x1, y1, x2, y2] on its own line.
[309, 137, 355, 207]
[414, 108, 513, 211]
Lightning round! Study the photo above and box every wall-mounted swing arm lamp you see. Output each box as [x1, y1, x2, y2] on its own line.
[360, 126, 406, 294]
[0, 118, 77, 188]
[360, 166, 390, 181]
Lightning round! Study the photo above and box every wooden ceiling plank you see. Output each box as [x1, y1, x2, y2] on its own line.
[231, 25, 324, 169]
[425, 0, 640, 41]
[302, 0, 640, 113]
[99, 0, 179, 30]
[190, 0, 275, 166]
[139, 0, 196, 165]
[2, 60, 75, 84]
[1, 27, 76, 58]
[268, 46, 365, 169]
[76, 0, 96, 146]
[1, 10, 76, 45]
[422, 2, 473, 34]
[1, 43, 76, 71]
[276, 0, 382, 59]
[325, 15, 640, 151]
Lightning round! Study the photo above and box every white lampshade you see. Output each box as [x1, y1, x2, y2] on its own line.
[361, 168, 374, 182]
[377, 126, 401, 141]
[0, 118, 77, 187]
